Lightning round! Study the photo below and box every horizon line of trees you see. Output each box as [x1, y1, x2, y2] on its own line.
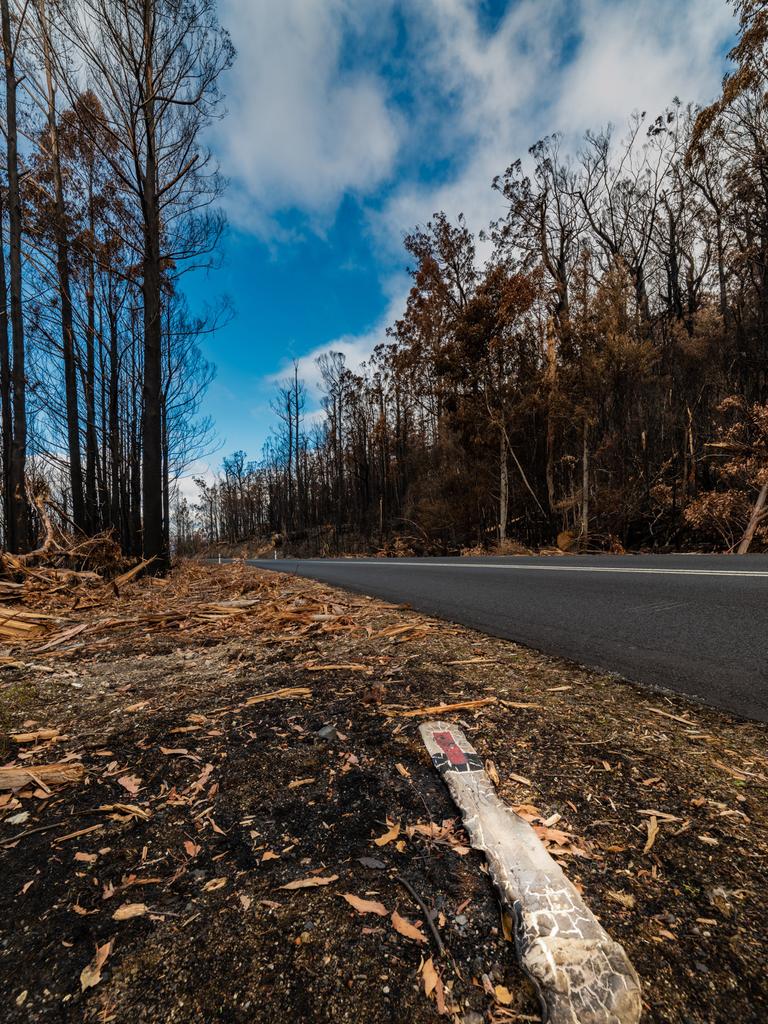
[183, 0, 768, 557]
[1, 0, 233, 569]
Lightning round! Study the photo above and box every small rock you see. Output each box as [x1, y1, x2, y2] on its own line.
[316, 725, 338, 742]
[455, 914, 468, 926]
[16, 991, 28, 1008]
[462, 1013, 483, 1024]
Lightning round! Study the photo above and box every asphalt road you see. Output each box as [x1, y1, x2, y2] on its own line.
[239, 554, 768, 723]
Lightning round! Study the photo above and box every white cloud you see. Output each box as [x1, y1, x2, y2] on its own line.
[370, 0, 734, 255]
[267, 279, 410, 400]
[555, 0, 734, 133]
[214, 0, 401, 233]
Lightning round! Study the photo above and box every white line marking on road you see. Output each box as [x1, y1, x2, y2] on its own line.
[286, 560, 768, 579]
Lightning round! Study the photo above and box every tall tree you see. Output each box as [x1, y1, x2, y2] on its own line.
[1, 0, 29, 551]
[33, 0, 86, 531]
[60, 0, 233, 568]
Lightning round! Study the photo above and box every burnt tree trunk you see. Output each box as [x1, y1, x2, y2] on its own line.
[1, 0, 29, 551]
[140, 7, 166, 568]
[40, 1, 86, 532]
[0, 187, 12, 547]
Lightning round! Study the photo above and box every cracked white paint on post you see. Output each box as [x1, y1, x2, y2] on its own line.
[420, 721, 642, 1024]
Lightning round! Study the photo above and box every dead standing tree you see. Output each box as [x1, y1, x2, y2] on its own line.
[57, 0, 233, 570]
[1, 0, 30, 552]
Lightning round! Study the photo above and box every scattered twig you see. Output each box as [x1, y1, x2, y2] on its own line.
[395, 875, 445, 956]
[0, 821, 65, 847]
[384, 697, 496, 718]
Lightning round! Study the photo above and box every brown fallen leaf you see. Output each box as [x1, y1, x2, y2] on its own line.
[422, 956, 438, 996]
[239, 894, 253, 911]
[608, 891, 636, 910]
[485, 760, 500, 787]
[117, 774, 142, 796]
[280, 874, 339, 890]
[391, 909, 427, 943]
[374, 821, 400, 846]
[80, 940, 113, 991]
[643, 815, 659, 854]
[495, 984, 513, 1006]
[183, 840, 201, 858]
[159, 747, 189, 756]
[341, 893, 387, 916]
[395, 763, 411, 779]
[112, 902, 147, 921]
[72, 903, 97, 916]
[261, 850, 280, 862]
[74, 851, 97, 864]
[202, 877, 228, 892]
[287, 778, 315, 789]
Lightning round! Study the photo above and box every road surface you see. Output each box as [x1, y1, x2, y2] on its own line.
[238, 554, 768, 722]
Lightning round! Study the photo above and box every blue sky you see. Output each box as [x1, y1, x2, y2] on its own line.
[183, 0, 735, 486]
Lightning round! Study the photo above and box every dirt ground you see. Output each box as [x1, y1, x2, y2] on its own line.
[0, 561, 766, 1024]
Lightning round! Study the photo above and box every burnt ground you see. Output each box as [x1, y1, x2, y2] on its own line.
[0, 561, 766, 1024]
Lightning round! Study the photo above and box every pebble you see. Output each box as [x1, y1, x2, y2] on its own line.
[455, 914, 468, 926]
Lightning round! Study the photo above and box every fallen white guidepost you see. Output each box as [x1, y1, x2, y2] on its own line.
[420, 721, 642, 1024]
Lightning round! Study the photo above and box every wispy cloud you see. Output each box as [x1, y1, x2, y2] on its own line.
[267, 279, 409, 399]
[214, 0, 401, 235]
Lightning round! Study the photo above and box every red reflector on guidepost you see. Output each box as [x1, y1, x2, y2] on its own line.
[433, 730, 468, 766]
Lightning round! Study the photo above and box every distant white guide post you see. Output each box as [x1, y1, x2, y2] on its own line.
[420, 721, 642, 1024]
